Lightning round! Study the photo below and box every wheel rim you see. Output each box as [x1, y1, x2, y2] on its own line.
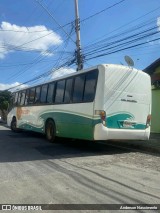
[47, 123, 54, 140]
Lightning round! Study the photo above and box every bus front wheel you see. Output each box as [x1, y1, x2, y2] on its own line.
[45, 119, 56, 142]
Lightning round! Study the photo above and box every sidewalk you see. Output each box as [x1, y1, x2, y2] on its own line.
[107, 133, 160, 154]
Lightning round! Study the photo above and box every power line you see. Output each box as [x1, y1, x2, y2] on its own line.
[0, 29, 52, 33]
[45, 25, 74, 82]
[84, 26, 159, 56]
[36, 0, 75, 44]
[6, 31, 75, 82]
[6, 35, 71, 81]
[85, 37, 160, 61]
[83, 5, 160, 47]
[6, 57, 76, 91]
[84, 18, 158, 52]
[0, 56, 71, 68]
[0, 44, 72, 55]
[81, 0, 126, 23]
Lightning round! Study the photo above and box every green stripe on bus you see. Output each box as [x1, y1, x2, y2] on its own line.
[18, 111, 146, 140]
[40, 112, 100, 140]
[106, 113, 146, 129]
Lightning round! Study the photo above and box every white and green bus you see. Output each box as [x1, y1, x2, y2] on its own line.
[7, 64, 151, 142]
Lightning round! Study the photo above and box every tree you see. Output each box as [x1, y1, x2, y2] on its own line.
[0, 91, 11, 121]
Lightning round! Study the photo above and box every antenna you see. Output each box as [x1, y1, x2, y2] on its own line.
[124, 55, 134, 67]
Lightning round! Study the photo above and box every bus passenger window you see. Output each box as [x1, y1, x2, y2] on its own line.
[47, 83, 55, 103]
[64, 78, 73, 103]
[17, 92, 21, 105]
[24, 90, 30, 105]
[83, 70, 98, 102]
[29, 88, 35, 104]
[73, 74, 85, 102]
[14, 93, 18, 105]
[55, 80, 65, 103]
[20, 90, 26, 106]
[34, 87, 41, 104]
[40, 84, 48, 103]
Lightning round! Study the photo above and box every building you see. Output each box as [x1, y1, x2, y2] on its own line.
[144, 58, 160, 133]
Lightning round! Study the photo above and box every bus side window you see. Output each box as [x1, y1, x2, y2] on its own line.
[64, 78, 73, 103]
[24, 90, 30, 105]
[29, 88, 36, 104]
[17, 92, 21, 105]
[47, 83, 55, 103]
[73, 74, 85, 103]
[11, 93, 15, 107]
[34, 86, 41, 104]
[55, 80, 65, 104]
[40, 84, 48, 103]
[83, 70, 98, 102]
[20, 90, 26, 106]
[14, 93, 18, 105]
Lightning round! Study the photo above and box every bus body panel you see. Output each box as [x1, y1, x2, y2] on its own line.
[94, 123, 150, 140]
[94, 64, 151, 140]
[8, 103, 95, 140]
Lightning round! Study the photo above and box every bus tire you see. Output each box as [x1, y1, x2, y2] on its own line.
[45, 119, 56, 142]
[11, 117, 18, 132]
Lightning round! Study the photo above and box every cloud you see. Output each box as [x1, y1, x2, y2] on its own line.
[147, 17, 160, 45]
[0, 21, 63, 59]
[0, 82, 28, 91]
[51, 67, 76, 79]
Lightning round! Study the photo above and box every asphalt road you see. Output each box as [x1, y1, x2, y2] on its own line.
[0, 124, 160, 212]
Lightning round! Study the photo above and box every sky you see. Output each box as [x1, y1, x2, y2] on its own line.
[0, 0, 160, 90]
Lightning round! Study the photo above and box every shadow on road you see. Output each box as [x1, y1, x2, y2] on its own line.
[0, 127, 137, 163]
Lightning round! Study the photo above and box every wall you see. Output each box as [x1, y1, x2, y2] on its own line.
[151, 89, 160, 133]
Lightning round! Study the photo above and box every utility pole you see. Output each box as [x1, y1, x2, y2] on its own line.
[74, 0, 83, 71]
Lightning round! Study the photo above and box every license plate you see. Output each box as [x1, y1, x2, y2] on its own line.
[123, 120, 134, 128]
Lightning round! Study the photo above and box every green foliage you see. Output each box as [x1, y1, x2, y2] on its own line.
[0, 91, 11, 111]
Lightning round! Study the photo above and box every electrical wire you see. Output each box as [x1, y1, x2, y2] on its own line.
[81, 0, 126, 23]
[6, 56, 76, 91]
[36, 0, 75, 44]
[84, 26, 159, 57]
[85, 36, 160, 61]
[83, 5, 160, 47]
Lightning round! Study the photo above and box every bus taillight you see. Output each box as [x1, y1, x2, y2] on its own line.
[100, 111, 106, 121]
[146, 114, 151, 128]
[95, 110, 106, 126]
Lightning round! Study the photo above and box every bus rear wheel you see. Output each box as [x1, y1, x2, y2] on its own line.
[45, 119, 56, 142]
[11, 117, 18, 132]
